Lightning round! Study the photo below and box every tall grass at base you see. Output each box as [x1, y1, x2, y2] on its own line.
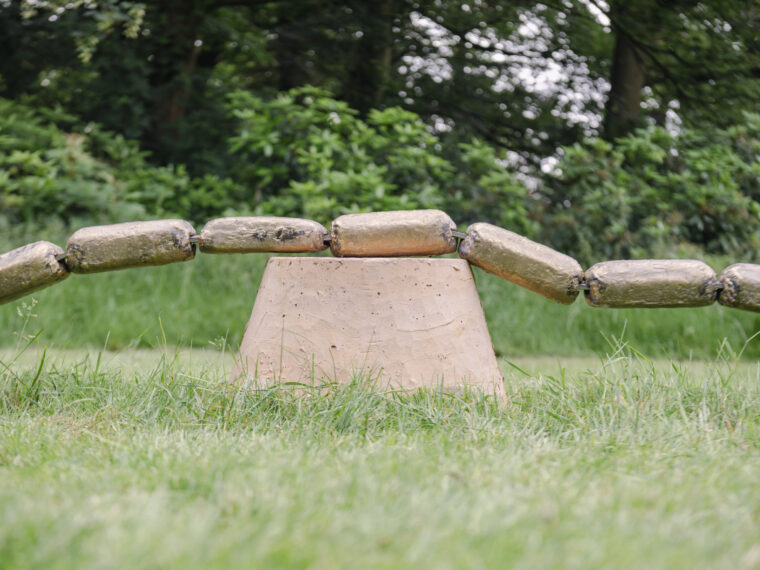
[1, 339, 760, 569]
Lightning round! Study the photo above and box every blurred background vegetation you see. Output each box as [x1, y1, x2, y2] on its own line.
[1, 0, 759, 265]
[2, 0, 760, 359]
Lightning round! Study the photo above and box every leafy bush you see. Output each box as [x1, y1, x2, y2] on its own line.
[0, 98, 140, 225]
[3, 91, 759, 267]
[542, 119, 760, 263]
[122, 167, 247, 224]
[226, 87, 536, 233]
[0, 97, 246, 227]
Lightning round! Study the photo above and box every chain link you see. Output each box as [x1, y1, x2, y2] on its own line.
[1, 213, 758, 312]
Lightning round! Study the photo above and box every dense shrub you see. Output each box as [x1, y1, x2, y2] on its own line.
[2, 92, 759, 265]
[0, 98, 140, 225]
[0, 98, 246, 227]
[227, 87, 535, 234]
[542, 118, 760, 263]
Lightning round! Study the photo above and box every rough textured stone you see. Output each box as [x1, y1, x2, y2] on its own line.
[0, 241, 69, 305]
[330, 210, 457, 257]
[66, 219, 196, 274]
[718, 263, 760, 312]
[585, 259, 719, 308]
[232, 257, 504, 396]
[458, 222, 582, 305]
[199, 216, 328, 253]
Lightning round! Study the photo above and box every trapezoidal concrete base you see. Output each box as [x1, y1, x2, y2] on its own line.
[232, 257, 504, 396]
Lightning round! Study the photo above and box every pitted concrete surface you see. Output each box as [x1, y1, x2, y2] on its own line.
[232, 257, 504, 396]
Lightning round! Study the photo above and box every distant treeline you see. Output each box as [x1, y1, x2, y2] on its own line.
[1, 1, 759, 263]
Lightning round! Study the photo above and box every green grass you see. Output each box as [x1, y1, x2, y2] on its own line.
[3, 229, 760, 567]
[2, 345, 760, 568]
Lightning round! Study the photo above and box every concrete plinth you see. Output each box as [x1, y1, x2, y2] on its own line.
[232, 257, 504, 396]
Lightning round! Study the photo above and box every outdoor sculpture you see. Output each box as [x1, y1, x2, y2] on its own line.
[2, 209, 759, 393]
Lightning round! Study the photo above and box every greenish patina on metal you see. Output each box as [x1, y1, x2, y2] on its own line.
[0, 241, 69, 305]
[459, 222, 583, 305]
[1, 211, 759, 316]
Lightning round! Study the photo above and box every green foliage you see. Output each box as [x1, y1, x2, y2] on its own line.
[123, 167, 247, 224]
[0, 98, 143, 225]
[228, 88, 446, 220]
[3, 90, 760, 267]
[542, 119, 760, 263]
[228, 87, 535, 233]
[0, 97, 246, 227]
[448, 138, 539, 235]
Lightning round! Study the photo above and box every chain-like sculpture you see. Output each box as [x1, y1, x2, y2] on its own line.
[1, 209, 759, 312]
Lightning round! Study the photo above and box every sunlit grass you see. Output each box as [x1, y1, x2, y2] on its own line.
[2, 228, 760, 568]
[2, 339, 760, 569]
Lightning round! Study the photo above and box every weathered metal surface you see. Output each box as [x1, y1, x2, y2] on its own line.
[718, 263, 760, 312]
[65, 219, 196, 274]
[330, 210, 457, 257]
[232, 257, 505, 396]
[584, 259, 719, 308]
[199, 216, 328, 253]
[0, 241, 69, 305]
[458, 222, 583, 304]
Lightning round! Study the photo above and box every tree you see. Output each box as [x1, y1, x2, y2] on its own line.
[1, 0, 758, 174]
[601, 0, 760, 139]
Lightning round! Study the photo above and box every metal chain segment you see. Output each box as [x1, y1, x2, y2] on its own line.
[198, 217, 327, 253]
[330, 210, 457, 257]
[583, 260, 719, 308]
[458, 222, 583, 305]
[0, 241, 70, 305]
[65, 220, 196, 274]
[717, 264, 760, 312]
[2, 211, 760, 313]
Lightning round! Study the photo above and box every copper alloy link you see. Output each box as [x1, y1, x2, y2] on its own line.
[330, 210, 457, 257]
[198, 217, 328, 254]
[718, 264, 760, 313]
[458, 222, 583, 305]
[583, 260, 719, 308]
[0, 241, 70, 305]
[1, 211, 759, 313]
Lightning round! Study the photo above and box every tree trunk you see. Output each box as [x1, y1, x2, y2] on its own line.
[603, 30, 647, 140]
[271, 3, 312, 92]
[152, 0, 203, 131]
[372, 0, 394, 108]
[343, 0, 396, 114]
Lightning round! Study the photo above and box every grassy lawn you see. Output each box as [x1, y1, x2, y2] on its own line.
[2, 345, 760, 569]
[2, 232, 760, 568]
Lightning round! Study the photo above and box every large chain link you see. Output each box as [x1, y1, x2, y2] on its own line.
[2, 210, 759, 312]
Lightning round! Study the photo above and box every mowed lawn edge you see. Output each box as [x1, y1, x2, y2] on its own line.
[1, 347, 760, 569]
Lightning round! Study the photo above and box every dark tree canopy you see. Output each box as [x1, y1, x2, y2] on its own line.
[2, 0, 760, 262]
[2, 0, 757, 171]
